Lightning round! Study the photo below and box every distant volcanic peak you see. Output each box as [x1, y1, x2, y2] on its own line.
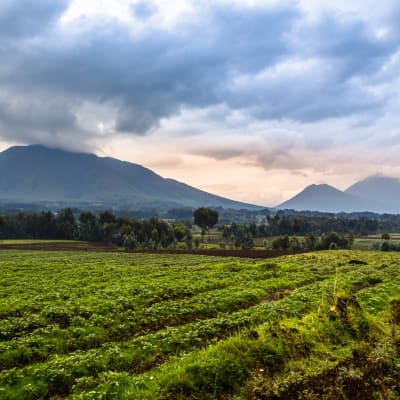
[284, 183, 346, 202]
[346, 175, 400, 191]
[277, 183, 379, 213]
[278, 175, 400, 214]
[304, 183, 341, 193]
[345, 175, 400, 211]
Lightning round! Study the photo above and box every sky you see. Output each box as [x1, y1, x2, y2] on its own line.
[0, 0, 400, 206]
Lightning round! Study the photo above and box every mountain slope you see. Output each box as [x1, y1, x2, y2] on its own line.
[277, 183, 381, 213]
[0, 145, 260, 209]
[345, 176, 400, 212]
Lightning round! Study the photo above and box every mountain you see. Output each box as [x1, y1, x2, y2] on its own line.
[278, 184, 365, 213]
[0, 145, 261, 210]
[277, 183, 384, 213]
[345, 176, 400, 212]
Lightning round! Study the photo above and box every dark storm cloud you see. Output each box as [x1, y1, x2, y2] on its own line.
[1, 2, 298, 141]
[298, 14, 398, 79]
[0, 89, 92, 151]
[0, 1, 399, 148]
[0, 94, 76, 132]
[0, 0, 68, 39]
[221, 11, 399, 122]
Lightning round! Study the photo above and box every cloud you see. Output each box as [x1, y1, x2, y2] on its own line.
[131, 1, 157, 19]
[0, 0, 68, 39]
[0, 2, 300, 147]
[190, 143, 310, 172]
[0, 89, 83, 148]
[190, 147, 245, 161]
[0, 0, 399, 154]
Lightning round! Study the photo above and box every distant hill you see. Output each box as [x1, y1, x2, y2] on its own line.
[0, 145, 261, 210]
[277, 182, 390, 213]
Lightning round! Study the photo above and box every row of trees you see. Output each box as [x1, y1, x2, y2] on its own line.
[221, 224, 255, 249]
[220, 223, 354, 251]
[271, 232, 354, 251]
[0, 207, 395, 252]
[0, 209, 192, 249]
[248, 215, 397, 237]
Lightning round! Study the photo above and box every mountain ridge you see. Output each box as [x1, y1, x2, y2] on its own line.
[277, 177, 400, 213]
[0, 145, 261, 210]
[345, 176, 400, 209]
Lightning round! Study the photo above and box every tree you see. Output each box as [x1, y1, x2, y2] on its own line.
[99, 210, 116, 225]
[239, 231, 254, 250]
[381, 232, 391, 240]
[79, 212, 98, 241]
[193, 207, 219, 242]
[38, 211, 57, 238]
[272, 235, 290, 250]
[305, 233, 317, 250]
[292, 217, 303, 235]
[381, 241, 390, 251]
[173, 223, 189, 242]
[56, 208, 76, 239]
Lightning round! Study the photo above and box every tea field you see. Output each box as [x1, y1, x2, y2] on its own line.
[0, 249, 399, 399]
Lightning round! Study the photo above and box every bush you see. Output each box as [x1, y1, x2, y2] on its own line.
[381, 241, 400, 252]
[315, 232, 352, 250]
[272, 235, 290, 250]
[381, 241, 390, 251]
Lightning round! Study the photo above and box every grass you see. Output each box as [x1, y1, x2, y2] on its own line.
[0, 239, 79, 244]
[0, 249, 399, 399]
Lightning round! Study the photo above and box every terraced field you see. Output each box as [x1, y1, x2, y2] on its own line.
[0, 250, 399, 399]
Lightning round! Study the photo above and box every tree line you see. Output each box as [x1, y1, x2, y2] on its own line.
[222, 214, 400, 238]
[269, 232, 354, 251]
[1, 207, 399, 252]
[0, 209, 192, 249]
[219, 223, 353, 251]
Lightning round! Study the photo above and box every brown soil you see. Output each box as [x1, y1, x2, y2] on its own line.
[249, 341, 400, 400]
[262, 289, 293, 303]
[135, 353, 170, 374]
[0, 241, 308, 259]
[274, 351, 400, 400]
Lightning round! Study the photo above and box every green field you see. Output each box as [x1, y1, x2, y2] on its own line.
[0, 249, 399, 399]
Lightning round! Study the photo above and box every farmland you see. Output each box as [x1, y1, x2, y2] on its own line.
[0, 249, 399, 399]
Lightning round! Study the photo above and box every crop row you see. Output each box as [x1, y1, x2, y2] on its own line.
[0, 267, 320, 371]
[73, 274, 400, 400]
[1, 250, 399, 399]
[1, 259, 398, 398]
